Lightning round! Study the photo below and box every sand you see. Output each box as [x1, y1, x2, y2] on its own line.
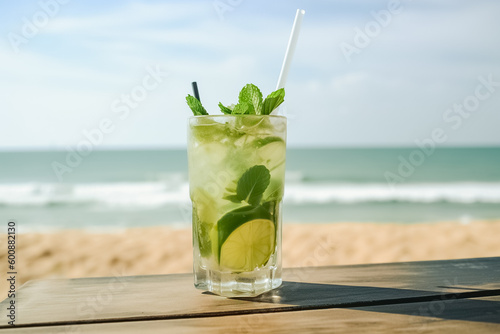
[1, 220, 500, 297]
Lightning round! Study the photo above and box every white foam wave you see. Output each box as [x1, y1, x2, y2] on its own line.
[0, 182, 190, 207]
[284, 182, 500, 204]
[1, 182, 500, 207]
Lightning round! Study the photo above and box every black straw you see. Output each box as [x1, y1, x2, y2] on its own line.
[192, 82, 200, 102]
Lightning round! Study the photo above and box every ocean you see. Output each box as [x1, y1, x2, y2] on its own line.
[1, 147, 500, 232]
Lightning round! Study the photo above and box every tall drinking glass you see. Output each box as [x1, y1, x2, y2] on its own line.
[187, 115, 286, 297]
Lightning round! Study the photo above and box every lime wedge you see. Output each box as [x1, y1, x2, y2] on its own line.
[220, 218, 275, 272]
[215, 205, 275, 271]
[255, 136, 286, 171]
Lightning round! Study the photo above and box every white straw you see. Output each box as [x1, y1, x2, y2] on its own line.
[276, 9, 305, 90]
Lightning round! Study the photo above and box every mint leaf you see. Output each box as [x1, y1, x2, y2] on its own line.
[262, 97, 280, 115]
[223, 165, 271, 205]
[262, 88, 285, 115]
[186, 95, 208, 115]
[223, 194, 241, 203]
[238, 84, 263, 115]
[236, 165, 270, 206]
[218, 102, 233, 114]
[232, 102, 254, 115]
[225, 182, 237, 193]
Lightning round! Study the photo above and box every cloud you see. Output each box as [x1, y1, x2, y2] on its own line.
[44, 1, 210, 34]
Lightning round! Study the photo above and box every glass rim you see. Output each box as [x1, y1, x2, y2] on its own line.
[189, 114, 286, 120]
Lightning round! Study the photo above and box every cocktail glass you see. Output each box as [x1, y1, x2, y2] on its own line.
[187, 115, 286, 297]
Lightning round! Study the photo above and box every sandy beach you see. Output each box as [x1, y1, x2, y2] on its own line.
[1, 220, 500, 297]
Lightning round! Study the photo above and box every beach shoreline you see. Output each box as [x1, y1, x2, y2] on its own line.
[1, 220, 499, 297]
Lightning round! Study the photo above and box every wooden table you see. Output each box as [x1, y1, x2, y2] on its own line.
[2, 257, 500, 333]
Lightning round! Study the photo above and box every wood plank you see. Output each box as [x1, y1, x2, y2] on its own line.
[1, 257, 499, 328]
[2, 296, 499, 333]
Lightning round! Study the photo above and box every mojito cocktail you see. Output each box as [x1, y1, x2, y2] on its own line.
[187, 85, 286, 296]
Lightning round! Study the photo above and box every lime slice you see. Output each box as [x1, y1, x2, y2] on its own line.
[192, 188, 218, 257]
[196, 221, 212, 257]
[215, 205, 275, 271]
[191, 121, 224, 143]
[254, 137, 285, 201]
[220, 219, 275, 272]
[263, 178, 284, 202]
[192, 188, 218, 225]
[255, 136, 286, 171]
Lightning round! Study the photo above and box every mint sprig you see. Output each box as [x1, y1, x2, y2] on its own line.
[186, 84, 285, 115]
[186, 95, 208, 115]
[224, 165, 270, 206]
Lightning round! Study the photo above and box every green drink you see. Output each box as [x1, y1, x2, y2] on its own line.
[186, 85, 286, 296]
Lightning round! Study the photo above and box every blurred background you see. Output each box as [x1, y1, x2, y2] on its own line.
[0, 0, 499, 232]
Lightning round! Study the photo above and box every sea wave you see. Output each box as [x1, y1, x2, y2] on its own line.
[0, 182, 190, 208]
[284, 182, 500, 204]
[1, 181, 500, 208]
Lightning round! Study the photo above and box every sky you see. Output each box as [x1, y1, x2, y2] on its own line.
[0, 0, 499, 150]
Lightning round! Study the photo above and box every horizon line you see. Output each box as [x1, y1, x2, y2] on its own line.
[1, 144, 500, 153]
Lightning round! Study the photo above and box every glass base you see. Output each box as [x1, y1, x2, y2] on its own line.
[194, 265, 282, 297]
